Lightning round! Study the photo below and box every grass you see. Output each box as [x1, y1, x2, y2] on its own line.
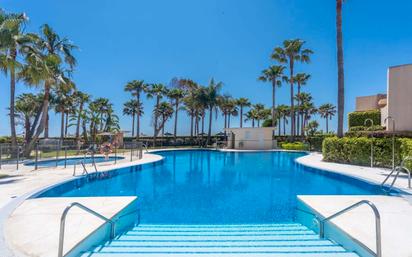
[0, 174, 9, 179]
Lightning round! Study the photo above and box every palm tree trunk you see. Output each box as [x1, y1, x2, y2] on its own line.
[201, 113, 205, 135]
[60, 111, 65, 141]
[301, 112, 305, 136]
[174, 101, 179, 140]
[272, 79, 276, 127]
[283, 117, 286, 135]
[206, 106, 213, 145]
[239, 107, 243, 128]
[190, 115, 194, 139]
[325, 114, 329, 133]
[23, 81, 51, 157]
[252, 119, 255, 128]
[65, 112, 69, 137]
[296, 83, 301, 135]
[136, 92, 140, 140]
[153, 97, 160, 146]
[76, 102, 83, 142]
[278, 117, 281, 136]
[289, 60, 295, 137]
[9, 48, 17, 150]
[131, 112, 135, 137]
[337, 0, 345, 137]
[228, 113, 231, 128]
[44, 112, 49, 138]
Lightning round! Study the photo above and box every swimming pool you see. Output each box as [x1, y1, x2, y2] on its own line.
[37, 150, 383, 223]
[25, 156, 124, 167]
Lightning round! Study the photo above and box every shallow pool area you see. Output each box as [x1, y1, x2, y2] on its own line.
[37, 150, 384, 224]
[25, 156, 124, 167]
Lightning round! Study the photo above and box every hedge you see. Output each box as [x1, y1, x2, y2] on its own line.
[280, 142, 309, 151]
[323, 136, 412, 169]
[348, 125, 385, 132]
[307, 135, 334, 152]
[348, 110, 381, 128]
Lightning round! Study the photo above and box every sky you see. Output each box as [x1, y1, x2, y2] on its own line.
[1, 0, 412, 137]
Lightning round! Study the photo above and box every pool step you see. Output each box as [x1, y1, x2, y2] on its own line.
[80, 223, 359, 257]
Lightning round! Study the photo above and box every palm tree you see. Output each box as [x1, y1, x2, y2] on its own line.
[294, 73, 311, 135]
[21, 24, 77, 156]
[305, 120, 319, 136]
[168, 88, 186, 140]
[72, 91, 90, 146]
[258, 65, 285, 127]
[124, 80, 147, 139]
[201, 78, 223, 145]
[236, 98, 250, 128]
[34, 24, 77, 138]
[53, 86, 75, 141]
[318, 103, 336, 133]
[154, 102, 174, 137]
[146, 83, 168, 145]
[123, 100, 138, 137]
[272, 39, 313, 137]
[245, 109, 257, 128]
[14, 93, 43, 144]
[252, 104, 266, 127]
[277, 105, 290, 135]
[0, 11, 29, 149]
[337, 0, 345, 137]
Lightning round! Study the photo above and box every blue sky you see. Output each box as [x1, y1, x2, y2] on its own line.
[1, 0, 412, 136]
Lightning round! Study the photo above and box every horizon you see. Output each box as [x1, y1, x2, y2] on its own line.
[1, 0, 412, 137]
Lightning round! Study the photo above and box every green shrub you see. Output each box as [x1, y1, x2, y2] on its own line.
[322, 136, 412, 168]
[349, 125, 385, 132]
[281, 142, 309, 151]
[348, 110, 381, 128]
[307, 134, 334, 152]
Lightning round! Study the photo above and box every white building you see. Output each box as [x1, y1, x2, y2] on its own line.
[224, 127, 276, 150]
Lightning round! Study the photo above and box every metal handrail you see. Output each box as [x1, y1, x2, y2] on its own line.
[381, 156, 412, 192]
[73, 161, 88, 176]
[316, 200, 381, 257]
[58, 202, 115, 257]
[141, 142, 149, 153]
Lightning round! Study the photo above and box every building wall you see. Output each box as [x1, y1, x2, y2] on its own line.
[355, 94, 386, 112]
[225, 127, 275, 150]
[387, 64, 412, 131]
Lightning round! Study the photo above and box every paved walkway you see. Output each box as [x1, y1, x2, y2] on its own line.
[296, 153, 412, 257]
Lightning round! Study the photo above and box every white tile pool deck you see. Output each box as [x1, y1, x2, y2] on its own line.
[0, 149, 411, 257]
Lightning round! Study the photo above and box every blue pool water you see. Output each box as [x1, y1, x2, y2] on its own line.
[25, 156, 124, 167]
[38, 150, 383, 223]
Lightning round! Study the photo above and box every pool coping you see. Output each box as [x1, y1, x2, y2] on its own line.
[2, 148, 408, 257]
[0, 153, 165, 257]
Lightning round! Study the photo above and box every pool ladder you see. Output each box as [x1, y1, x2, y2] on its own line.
[58, 202, 116, 257]
[73, 160, 98, 176]
[315, 200, 382, 257]
[380, 156, 412, 193]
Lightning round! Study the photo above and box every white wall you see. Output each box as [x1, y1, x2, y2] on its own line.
[387, 64, 412, 131]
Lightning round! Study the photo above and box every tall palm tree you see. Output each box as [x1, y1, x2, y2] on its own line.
[337, 0, 345, 137]
[14, 93, 43, 144]
[146, 83, 168, 145]
[236, 98, 250, 128]
[277, 105, 290, 135]
[272, 39, 313, 137]
[201, 78, 223, 145]
[258, 65, 285, 127]
[245, 109, 257, 128]
[0, 11, 29, 149]
[53, 86, 75, 141]
[34, 24, 77, 138]
[72, 91, 90, 146]
[154, 102, 174, 137]
[318, 103, 336, 133]
[21, 24, 77, 156]
[294, 73, 311, 135]
[168, 88, 186, 140]
[252, 104, 266, 127]
[123, 100, 138, 137]
[124, 80, 147, 139]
